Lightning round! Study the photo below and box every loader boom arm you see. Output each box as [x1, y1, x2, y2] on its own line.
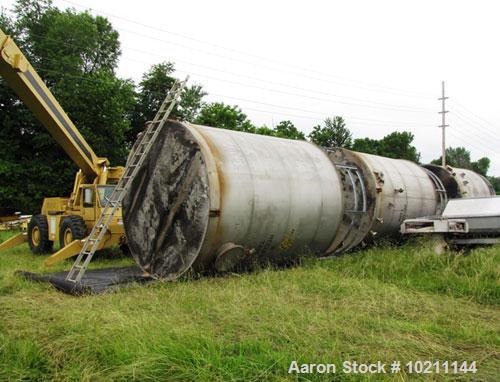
[0, 28, 100, 179]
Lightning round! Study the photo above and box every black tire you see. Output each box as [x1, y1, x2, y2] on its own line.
[28, 214, 53, 254]
[59, 215, 87, 249]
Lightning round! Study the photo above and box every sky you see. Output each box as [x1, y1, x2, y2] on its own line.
[3, 0, 500, 175]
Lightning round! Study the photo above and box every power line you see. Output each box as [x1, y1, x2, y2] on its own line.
[25, 64, 433, 129]
[122, 45, 433, 111]
[451, 112, 500, 143]
[207, 93, 433, 127]
[0, 26, 440, 133]
[450, 125, 499, 153]
[184, 102, 426, 133]
[160, 66, 434, 113]
[117, 27, 432, 99]
[60, 0, 434, 99]
[449, 104, 499, 140]
[11, 53, 499, 169]
[448, 122, 499, 154]
[10, 29, 435, 113]
[433, 86, 498, 165]
[451, 99, 499, 132]
[447, 130, 499, 157]
[1, 64, 435, 136]
[76, 51, 433, 114]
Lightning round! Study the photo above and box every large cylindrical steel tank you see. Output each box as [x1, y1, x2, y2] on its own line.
[423, 164, 495, 198]
[123, 122, 452, 279]
[358, 152, 444, 234]
[123, 121, 344, 279]
[324, 148, 446, 253]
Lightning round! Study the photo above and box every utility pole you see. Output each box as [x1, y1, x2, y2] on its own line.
[438, 81, 449, 167]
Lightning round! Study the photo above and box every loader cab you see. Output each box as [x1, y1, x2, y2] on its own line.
[96, 185, 116, 208]
[80, 185, 116, 223]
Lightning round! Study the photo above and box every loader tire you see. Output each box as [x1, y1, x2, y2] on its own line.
[59, 215, 87, 249]
[28, 214, 53, 254]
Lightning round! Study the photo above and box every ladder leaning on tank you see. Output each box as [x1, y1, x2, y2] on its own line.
[65, 77, 189, 284]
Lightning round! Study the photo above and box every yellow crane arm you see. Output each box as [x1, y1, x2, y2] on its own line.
[0, 28, 101, 179]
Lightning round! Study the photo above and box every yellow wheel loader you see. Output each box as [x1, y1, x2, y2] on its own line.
[0, 28, 126, 266]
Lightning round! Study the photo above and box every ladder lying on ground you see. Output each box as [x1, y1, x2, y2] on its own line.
[66, 77, 189, 283]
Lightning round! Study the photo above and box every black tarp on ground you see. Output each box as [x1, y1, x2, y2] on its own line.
[17, 265, 154, 295]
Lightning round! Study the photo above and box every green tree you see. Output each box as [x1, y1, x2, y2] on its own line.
[195, 102, 254, 132]
[131, 62, 206, 142]
[377, 131, 420, 162]
[353, 131, 420, 162]
[432, 147, 471, 168]
[351, 137, 379, 155]
[0, 0, 135, 212]
[178, 84, 206, 122]
[308, 116, 352, 148]
[131, 62, 175, 137]
[488, 176, 500, 194]
[248, 121, 306, 140]
[273, 120, 305, 140]
[471, 157, 491, 177]
[252, 125, 275, 136]
[431, 147, 490, 176]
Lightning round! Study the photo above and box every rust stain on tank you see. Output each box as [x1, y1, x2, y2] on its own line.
[195, 128, 227, 243]
[279, 229, 296, 251]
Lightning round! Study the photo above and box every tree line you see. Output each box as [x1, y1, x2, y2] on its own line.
[0, 0, 497, 213]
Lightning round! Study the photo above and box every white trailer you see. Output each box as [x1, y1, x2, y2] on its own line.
[401, 196, 500, 245]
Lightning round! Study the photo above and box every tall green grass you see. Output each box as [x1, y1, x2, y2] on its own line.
[0, 231, 498, 381]
[316, 238, 499, 305]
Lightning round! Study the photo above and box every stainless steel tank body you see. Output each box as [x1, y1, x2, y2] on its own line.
[123, 122, 488, 279]
[123, 121, 343, 279]
[423, 164, 495, 198]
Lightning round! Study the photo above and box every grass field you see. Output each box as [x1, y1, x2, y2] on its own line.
[0, 231, 498, 381]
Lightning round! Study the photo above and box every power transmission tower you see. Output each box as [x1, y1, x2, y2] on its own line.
[438, 81, 449, 166]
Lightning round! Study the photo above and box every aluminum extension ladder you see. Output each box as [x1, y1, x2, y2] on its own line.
[66, 77, 189, 283]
